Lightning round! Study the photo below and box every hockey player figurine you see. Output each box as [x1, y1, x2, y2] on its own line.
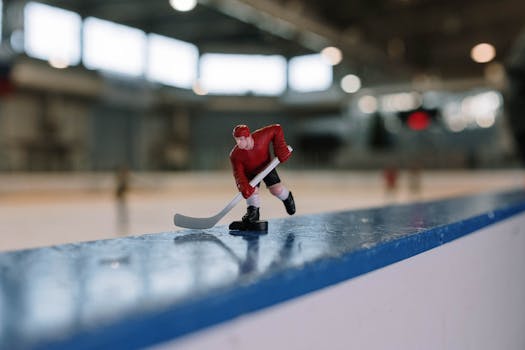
[229, 124, 295, 231]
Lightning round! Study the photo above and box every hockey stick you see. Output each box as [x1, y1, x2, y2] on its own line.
[174, 146, 292, 229]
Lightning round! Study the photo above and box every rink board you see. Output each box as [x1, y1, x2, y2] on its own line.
[1, 189, 525, 349]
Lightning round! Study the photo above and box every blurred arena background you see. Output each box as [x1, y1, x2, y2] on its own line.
[1, 0, 525, 251]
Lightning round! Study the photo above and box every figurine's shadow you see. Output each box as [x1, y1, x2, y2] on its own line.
[174, 233, 241, 265]
[174, 231, 295, 276]
[229, 229, 267, 238]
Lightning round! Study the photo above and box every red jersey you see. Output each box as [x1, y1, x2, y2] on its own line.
[230, 124, 291, 195]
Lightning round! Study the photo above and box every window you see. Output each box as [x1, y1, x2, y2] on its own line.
[200, 53, 286, 95]
[289, 54, 332, 92]
[83, 17, 146, 76]
[24, 2, 81, 67]
[147, 33, 198, 89]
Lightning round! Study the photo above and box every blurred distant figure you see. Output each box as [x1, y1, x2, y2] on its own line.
[383, 166, 399, 200]
[407, 166, 422, 197]
[115, 165, 130, 235]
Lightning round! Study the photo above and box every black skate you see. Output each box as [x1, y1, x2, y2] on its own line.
[242, 205, 260, 223]
[229, 206, 268, 232]
[283, 192, 296, 215]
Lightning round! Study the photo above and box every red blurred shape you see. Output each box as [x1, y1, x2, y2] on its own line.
[407, 110, 430, 130]
[0, 63, 14, 97]
[0, 79, 14, 96]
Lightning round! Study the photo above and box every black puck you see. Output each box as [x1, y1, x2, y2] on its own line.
[229, 220, 268, 231]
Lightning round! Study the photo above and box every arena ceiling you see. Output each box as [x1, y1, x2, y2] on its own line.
[40, 0, 525, 85]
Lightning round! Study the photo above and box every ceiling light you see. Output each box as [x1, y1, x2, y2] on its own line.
[470, 43, 496, 63]
[357, 95, 378, 114]
[321, 46, 342, 65]
[340, 74, 361, 93]
[475, 112, 496, 128]
[169, 0, 197, 12]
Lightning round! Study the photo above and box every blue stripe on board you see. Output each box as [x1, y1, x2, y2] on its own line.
[32, 191, 525, 350]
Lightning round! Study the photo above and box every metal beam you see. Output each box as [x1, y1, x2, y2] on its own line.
[200, 0, 403, 72]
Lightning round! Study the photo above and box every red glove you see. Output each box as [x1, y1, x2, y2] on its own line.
[240, 184, 255, 199]
[276, 146, 292, 163]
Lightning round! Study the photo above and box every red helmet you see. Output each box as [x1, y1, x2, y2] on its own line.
[233, 124, 250, 138]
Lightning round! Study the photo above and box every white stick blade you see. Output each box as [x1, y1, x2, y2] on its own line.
[174, 214, 217, 229]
